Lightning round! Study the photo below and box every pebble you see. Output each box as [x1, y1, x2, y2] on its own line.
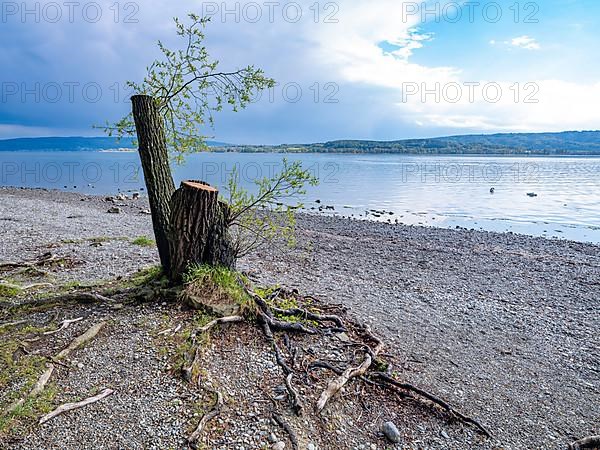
[382, 421, 401, 444]
[271, 443, 285, 450]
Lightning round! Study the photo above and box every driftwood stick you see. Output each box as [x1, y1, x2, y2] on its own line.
[43, 317, 84, 335]
[56, 322, 105, 359]
[39, 389, 114, 425]
[4, 321, 105, 416]
[5, 365, 55, 415]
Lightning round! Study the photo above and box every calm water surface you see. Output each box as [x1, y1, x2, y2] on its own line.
[2, 151, 600, 243]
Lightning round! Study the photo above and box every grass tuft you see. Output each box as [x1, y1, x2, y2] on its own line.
[129, 266, 164, 287]
[183, 264, 251, 310]
[132, 236, 156, 247]
[0, 327, 57, 437]
[0, 284, 21, 300]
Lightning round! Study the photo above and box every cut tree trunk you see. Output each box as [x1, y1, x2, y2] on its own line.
[131, 94, 176, 273]
[169, 181, 235, 282]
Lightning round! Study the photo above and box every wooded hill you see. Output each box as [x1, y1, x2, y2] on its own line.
[218, 131, 600, 155]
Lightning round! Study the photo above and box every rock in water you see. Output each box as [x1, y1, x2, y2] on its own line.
[107, 207, 122, 214]
[382, 421, 401, 443]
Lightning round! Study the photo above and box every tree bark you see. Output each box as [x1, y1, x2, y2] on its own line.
[169, 181, 235, 282]
[131, 95, 176, 273]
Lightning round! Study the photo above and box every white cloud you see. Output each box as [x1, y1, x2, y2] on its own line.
[394, 80, 600, 132]
[510, 35, 541, 50]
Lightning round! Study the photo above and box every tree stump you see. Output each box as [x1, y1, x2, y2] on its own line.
[169, 181, 235, 282]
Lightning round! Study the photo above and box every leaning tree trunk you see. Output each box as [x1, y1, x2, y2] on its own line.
[169, 180, 235, 282]
[131, 94, 176, 273]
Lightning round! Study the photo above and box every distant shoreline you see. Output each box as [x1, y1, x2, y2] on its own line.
[1, 130, 600, 155]
[3, 148, 600, 157]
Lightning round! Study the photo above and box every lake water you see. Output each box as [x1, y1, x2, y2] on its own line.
[1, 151, 600, 243]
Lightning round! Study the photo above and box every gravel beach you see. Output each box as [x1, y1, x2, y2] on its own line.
[0, 187, 598, 449]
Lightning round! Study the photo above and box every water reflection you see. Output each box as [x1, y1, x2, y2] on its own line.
[1, 151, 600, 243]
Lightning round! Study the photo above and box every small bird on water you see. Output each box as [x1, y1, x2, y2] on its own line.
[490, 187, 495, 194]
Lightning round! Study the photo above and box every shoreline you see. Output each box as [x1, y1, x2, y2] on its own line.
[1, 187, 598, 449]
[3, 185, 599, 249]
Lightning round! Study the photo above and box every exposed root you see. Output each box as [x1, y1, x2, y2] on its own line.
[247, 286, 492, 438]
[183, 316, 243, 382]
[255, 309, 303, 414]
[39, 388, 114, 425]
[181, 280, 492, 442]
[197, 315, 243, 334]
[285, 373, 304, 415]
[569, 436, 600, 450]
[308, 360, 344, 375]
[372, 372, 492, 438]
[272, 412, 299, 450]
[0, 282, 54, 291]
[61, 293, 114, 304]
[0, 319, 29, 329]
[316, 325, 384, 412]
[34, 292, 113, 307]
[0, 253, 76, 275]
[187, 387, 223, 448]
[270, 305, 345, 330]
[248, 288, 318, 335]
[43, 317, 84, 335]
[21, 283, 54, 290]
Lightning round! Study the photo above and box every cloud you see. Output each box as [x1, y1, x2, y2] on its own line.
[0, 0, 595, 143]
[393, 79, 600, 132]
[510, 35, 541, 50]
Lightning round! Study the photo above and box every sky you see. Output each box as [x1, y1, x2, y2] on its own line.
[0, 0, 599, 144]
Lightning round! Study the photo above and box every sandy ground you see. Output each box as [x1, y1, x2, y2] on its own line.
[0, 187, 598, 449]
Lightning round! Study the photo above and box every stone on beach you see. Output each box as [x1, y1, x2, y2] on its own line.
[382, 421, 401, 443]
